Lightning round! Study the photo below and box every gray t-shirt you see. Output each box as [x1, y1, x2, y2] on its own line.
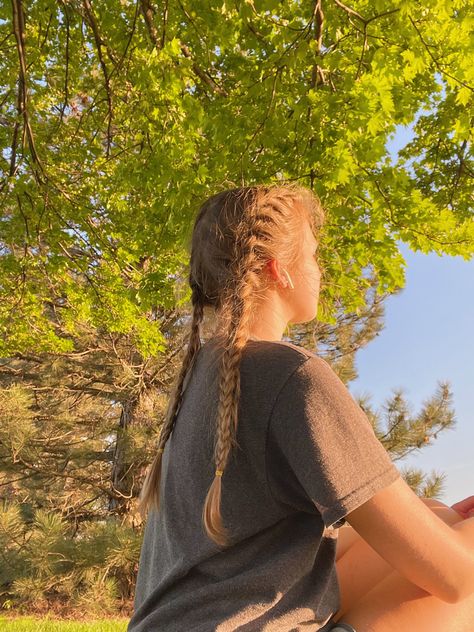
[128, 339, 400, 631]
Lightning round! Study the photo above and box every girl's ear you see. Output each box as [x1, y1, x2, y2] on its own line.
[263, 258, 277, 284]
[266, 258, 289, 288]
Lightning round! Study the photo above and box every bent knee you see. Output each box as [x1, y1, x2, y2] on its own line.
[422, 498, 464, 526]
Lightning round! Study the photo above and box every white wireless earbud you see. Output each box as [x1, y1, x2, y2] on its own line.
[282, 269, 294, 290]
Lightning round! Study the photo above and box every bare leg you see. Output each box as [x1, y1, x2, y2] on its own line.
[335, 500, 464, 619]
[336, 502, 474, 632]
[340, 566, 474, 632]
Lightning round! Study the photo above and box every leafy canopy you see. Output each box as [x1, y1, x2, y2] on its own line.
[0, 0, 472, 353]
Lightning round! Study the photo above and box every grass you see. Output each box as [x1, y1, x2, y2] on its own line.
[0, 616, 129, 631]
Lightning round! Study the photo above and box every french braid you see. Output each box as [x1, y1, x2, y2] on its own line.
[137, 183, 325, 549]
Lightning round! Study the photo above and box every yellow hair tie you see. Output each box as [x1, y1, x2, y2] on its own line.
[157, 448, 164, 453]
[215, 470, 223, 477]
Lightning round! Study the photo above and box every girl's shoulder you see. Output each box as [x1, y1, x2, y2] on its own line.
[246, 339, 322, 366]
[201, 337, 328, 379]
[246, 338, 315, 357]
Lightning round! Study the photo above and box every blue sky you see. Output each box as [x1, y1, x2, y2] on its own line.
[349, 124, 474, 507]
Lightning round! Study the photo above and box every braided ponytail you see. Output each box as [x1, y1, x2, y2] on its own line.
[137, 281, 205, 519]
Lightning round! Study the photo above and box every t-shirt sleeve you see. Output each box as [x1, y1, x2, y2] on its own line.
[265, 354, 401, 529]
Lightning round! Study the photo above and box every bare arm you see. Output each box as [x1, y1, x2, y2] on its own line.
[336, 496, 462, 563]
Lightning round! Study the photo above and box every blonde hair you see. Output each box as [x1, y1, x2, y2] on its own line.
[137, 182, 326, 547]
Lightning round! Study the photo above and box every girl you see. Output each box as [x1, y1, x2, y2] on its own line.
[128, 184, 474, 631]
